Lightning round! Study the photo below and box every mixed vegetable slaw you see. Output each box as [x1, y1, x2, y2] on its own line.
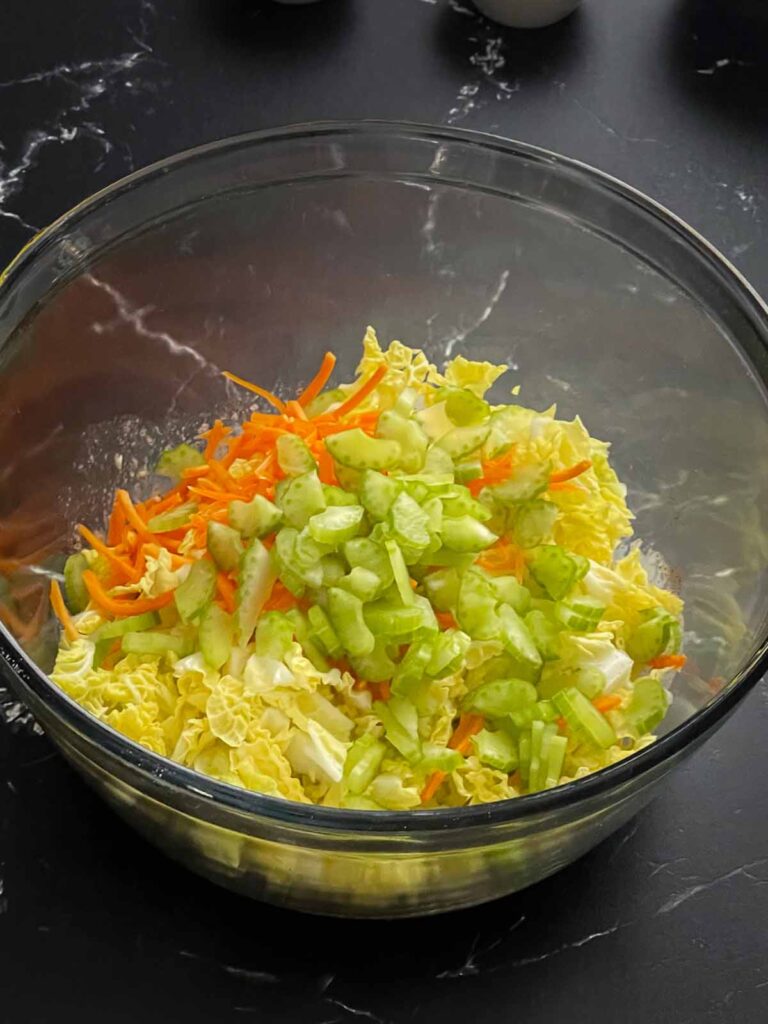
[49, 329, 685, 810]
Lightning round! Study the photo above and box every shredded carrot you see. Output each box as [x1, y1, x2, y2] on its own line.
[116, 490, 153, 541]
[216, 572, 237, 614]
[549, 459, 592, 485]
[648, 653, 687, 671]
[263, 581, 299, 613]
[181, 465, 211, 481]
[49, 580, 78, 642]
[368, 681, 392, 702]
[200, 419, 231, 461]
[435, 610, 459, 630]
[592, 694, 622, 714]
[82, 570, 173, 617]
[421, 713, 484, 803]
[298, 351, 336, 407]
[468, 451, 516, 496]
[548, 480, 581, 493]
[106, 497, 127, 546]
[326, 365, 387, 419]
[284, 399, 309, 422]
[222, 371, 287, 413]
[76, 524, 135, 581]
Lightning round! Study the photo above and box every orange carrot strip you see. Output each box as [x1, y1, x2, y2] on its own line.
[188, 486, 245, 503]
[298, 352, 336, 407]
[263, 581, 300, 612]
[82, 570, 174, 617]
[421, 713, 484, 804]
[548, 481, 581, 493]
[326, 365, 387, 419]
[144, 490, 185, 516]
[116, 490, 153, 540]
[76, 524, 135, 580]
[549, 459, 592, 485]
[284, 399, 309, 421]
[592, 694, 622, 714]
[200, 419, 231, 461]
[648, 653, 687, 671]
[435, 610, 459, 630]
[106, 497, 127, 546]
[222, 371, 287, 413]
[49, 580, 78, 642]
[181, 465, 211, 481]
[216, 573, 237, 613]
[369, 681, 392, 702]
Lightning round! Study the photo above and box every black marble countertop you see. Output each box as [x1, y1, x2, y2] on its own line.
[1, 1, 767, 1021]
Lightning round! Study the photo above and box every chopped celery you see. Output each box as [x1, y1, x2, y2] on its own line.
[147, 502, 197, 533]
[456, 571, 500, 640]
[277, 471, 326, 529]
[454, 458, 483, 483]
[625, 676, 668, 733]
[543, 734, 568, 788]
[441, 516, 498, 553]
[155, 443, 205, 481]
[572, 666, 607, 700]
[390, 491, 431, 552]
[437, 423, 490, 459]
[423, 445, 455, 477]
[376, 410, 428, 473]
[444, 387, 490, 427]
[441, 491, 492, 522]
[463, 678, 537, 717]
[344, 537, 394, 589]
[235, 540, 277, 643]
[272, 528, 306, 596]
[422, 496, 443, 535]
[374, 696, 422, 762]
[322, 483, 359, 507]
[488, 575, 531, 615]
[292, 528, 332, 586]
[284, 608, 330, 671]
[471, 728, 518, 772]
[344, 734, 387, 795]
[553, 687, 616, 749]
[626, 607, 680, 663]
[518, 732, 532, 787]
[175, 558, 217, 623]
[513, 499, 558, 549]
[539, 664, 605, 701]
[206, 521, 244, 572]
[122, 630, 192, 657]
[427, 629, 471, 677]
[491, 463, 550, 505]
[327, 587, 375, 657]
[392, 640, 433, 695]
[364, 600, 424, 638]
[308, 504, 364, 546]
[525, 609, 561, 661]
[63, 552, 90, 613]
[320, 554, 347, 586]
[305, 386, 346, 418]
[307, 605, 343, 659]
[276, 434, 317, 476]
[92, 611, 159, 642]
[254, 610, 294, 660]
[529, 544, 588, 601]
[199, 602, 233, 669]
[229, 494, 283, 539]
[326, 429, 401, 471]
[350, 640, 397, 682]
[423, 567, 460, 612]
[413, 593, 440, 635]
[339, 566, 382, 602]
[416, 547, 476, 570]
[402, 479, 429, 504]
[555, 595, 606, 632]
[506, 700, 557, 733]
[418, 743, 463, 774]
[359, 470, 401, 520]
[497, 603, 543, 679]
[529, 721, 558, 792]
[385, 539, 414, 606]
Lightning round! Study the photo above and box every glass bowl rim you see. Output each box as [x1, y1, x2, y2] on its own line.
[1, 119, 767, 836]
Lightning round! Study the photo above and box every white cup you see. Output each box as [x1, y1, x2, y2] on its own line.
[472, 0, 581, 28]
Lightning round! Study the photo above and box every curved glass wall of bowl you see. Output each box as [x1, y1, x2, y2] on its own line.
[0, 124, 767, 736]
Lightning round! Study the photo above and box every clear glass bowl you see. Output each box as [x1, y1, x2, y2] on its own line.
[1, 122, 767, 918]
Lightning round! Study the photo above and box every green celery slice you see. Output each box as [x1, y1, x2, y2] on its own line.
[390, 491, 432, 551]
[385, 539, 414, 606]
[374, 696, 422, 763]
[155, 443, 205, 481]
[326, 429, 401, 471]
[553, 687, 616, 749]
[121, 630, 193, 657]
[276, 434, 317, 476]
[229, 494, 283, 539]
[350, 639, 397, 682]
[525, 609, 561, 661]
[175, 559, 217, 623]
[441, 516, 498, 553]
[277, 471, 326, 529]
[513, 499, 558, 548]
[471, 728, 518, 772]
[307, 605, 343, 659]
[254, 610, 294, 660]
[344, 537, 394, 588]
[555, 595, 606, 632]
[359, 470, 401, 520]
[376, 410, 428, 473]
[422, 567, 460, 612]
[284, 608, 329, 671]
[625, 676, 669, 733]
[497, 603, 543, 679]
[543, 734, 568, 788]
[427, 629, 471, 678]
[92, 611, 160, 642]
[206, 521, 244, 572]
[457, 570, 500, 640]
[235, 540, 277, 643]
[147, 502, 197, 533]
[338, 566, 382, 602]
[308, 504, 364, 546]
[417, 743, 463, 774]
[63, 552, 90, 613]
[488, 575, 531, 615]
[463, 678, 537, 717]
[327, 587, 375, 657]
[437, 423, 490, 459]
[529, 545, 589, 601]
[444, 387, 490, 427]
[344, 735, 388, 795]
[490, 464, 550, 505]
[199, 602, 234, 669]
